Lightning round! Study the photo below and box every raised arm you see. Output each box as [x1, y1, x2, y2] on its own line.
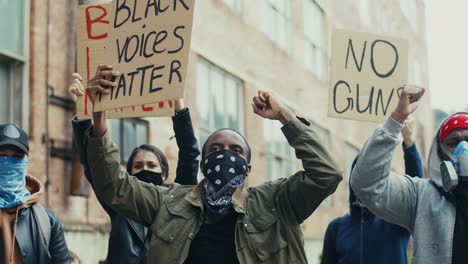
[350, 86, 426, 229]
[85, 65, 164, 226]
[172, 99, 200, 185]
[251, 91, 342, 225]
[69, 73, 115, 215]
[401, 117, 424, 178]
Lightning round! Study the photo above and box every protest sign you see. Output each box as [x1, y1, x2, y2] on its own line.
[91, 0, 195, 112]
[328, 29, 408, 123]
[76, 3, 174, 119]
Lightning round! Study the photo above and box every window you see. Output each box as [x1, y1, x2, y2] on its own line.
[359, 0, 371, 26]
[400, 0, 418, 33]
[264, 119, 295, 181]
[263, 0, 290, 52]
[110, 118, 149, 163]
[197, 58, 244, 146]
[303, 0, 327, 81]
[0, 0, 29, 126]
[222, 0, 241, 12]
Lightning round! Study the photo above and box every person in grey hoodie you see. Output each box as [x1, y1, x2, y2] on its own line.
[350, 86, 468, 264]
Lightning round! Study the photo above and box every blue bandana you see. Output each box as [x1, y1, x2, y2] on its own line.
[0, 156, 30, 208]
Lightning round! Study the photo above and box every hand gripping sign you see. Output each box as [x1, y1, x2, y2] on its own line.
[328, 29, 408, 123]
[76, 0, 195, 118]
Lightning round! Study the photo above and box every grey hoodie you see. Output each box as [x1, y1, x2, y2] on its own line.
[350, 115, 462, 264]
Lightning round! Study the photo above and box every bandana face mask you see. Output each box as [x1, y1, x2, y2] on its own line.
[0, 156, 30, 208]
[440, 141, 468, 192]
[133, 170, 164, 186]
[201, 150, 248, 219]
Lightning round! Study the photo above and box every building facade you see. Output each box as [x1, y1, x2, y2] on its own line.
[0, 0, 432, 263]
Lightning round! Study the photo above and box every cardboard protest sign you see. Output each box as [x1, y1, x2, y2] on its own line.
[328, 29, 408, 123]
[76, 3, 174, 119]
[90, 0, 195, 112]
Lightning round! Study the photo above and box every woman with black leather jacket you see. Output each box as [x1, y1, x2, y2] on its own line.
[69, 73, 200, 263]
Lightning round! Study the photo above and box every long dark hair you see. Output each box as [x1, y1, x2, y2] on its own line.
[126, 144, 169, 180]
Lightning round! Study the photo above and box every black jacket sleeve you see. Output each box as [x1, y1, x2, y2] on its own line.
[46, 209, 70, 263]
[172, 108, 200, 185]
[72, 116, 115, 216]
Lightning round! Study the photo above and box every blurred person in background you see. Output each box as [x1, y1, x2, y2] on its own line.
[321, 117, 423, 264]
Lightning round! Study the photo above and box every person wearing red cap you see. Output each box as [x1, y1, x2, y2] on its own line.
[350, 86, 468, 264]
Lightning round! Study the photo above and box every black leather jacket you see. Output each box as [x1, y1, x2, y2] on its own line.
[72, 108, 200, 263]
[0, 206, 70, 264]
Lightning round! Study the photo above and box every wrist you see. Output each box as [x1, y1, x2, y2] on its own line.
[278, 108, 294, 125]
[403, 138, 414, 148]
[174, 99, 185, 111]
[391, 111, 408, 124]
[92, 111, 107, 138]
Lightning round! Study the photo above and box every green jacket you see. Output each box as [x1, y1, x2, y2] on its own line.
[86, 117, 342, 264]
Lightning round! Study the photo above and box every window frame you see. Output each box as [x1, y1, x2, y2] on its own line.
[197, 57, 245, 144]
[110, 118, 150, 164]
[399, 0, 419, 33]
[0, 0, 30, 129]
[263, 0, 291, 53]
[263, 109, 296, 181]
[303, 0, 328, 82]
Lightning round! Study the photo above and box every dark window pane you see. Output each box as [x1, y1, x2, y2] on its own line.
[0, 58, 23, 125]
[123, 120, 137, 161]
[0, 62, 11, 123]
[136, 122, 147, 147]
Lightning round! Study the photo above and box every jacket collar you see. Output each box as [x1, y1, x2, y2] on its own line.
[186, 179, 249, 214]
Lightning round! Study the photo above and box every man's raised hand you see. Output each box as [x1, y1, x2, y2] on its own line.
[251, 91, 294, 125]
[391, 85, 426, 124]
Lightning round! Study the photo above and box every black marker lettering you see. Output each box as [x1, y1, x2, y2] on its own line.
[137, 64, 154, 96]
[153, 30, 168, 53]
[169, 60, 182, 84]
[345, 39, 367, 72]
[168, 26, 185, 54]
[375, 88, 394, 115]
[149, 65, 165, 93]
[114, 0, 130, 28]
[356, 84, 374, 114]
[333, 80, 353, 114]
[370, 40, 399, 78]
[114, 74, 127, 99]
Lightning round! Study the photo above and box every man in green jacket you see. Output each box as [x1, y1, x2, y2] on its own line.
[85, 65, 342, 263]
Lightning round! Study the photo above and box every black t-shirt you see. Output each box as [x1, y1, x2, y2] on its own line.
[184, 212, 240, 264]
[452, 188, 468, 263]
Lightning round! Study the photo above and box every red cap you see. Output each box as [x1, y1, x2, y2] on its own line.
[439, 113, 468, 142]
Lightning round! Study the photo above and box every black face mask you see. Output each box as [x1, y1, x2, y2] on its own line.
[133, 170, 164, 186]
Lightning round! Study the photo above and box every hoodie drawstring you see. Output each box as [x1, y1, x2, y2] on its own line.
[10, 207, 20, 263]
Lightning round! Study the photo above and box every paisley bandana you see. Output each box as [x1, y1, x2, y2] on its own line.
[0, 156, 30, 208]
[202, 150, 248, 223]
